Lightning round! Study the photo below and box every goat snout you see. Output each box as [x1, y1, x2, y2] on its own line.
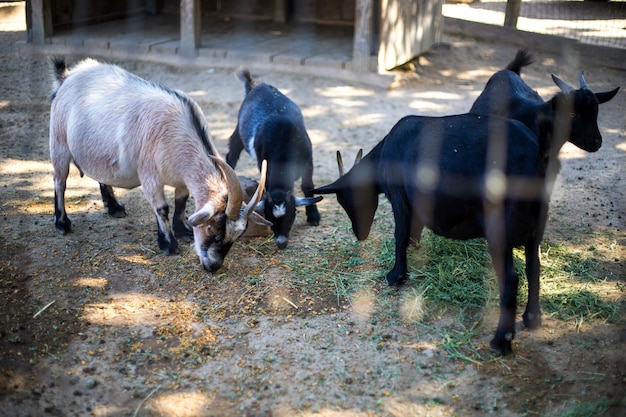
[201, 256, 222, 273]
[199, 249, 223, 273]
[275, 235, 289, 249]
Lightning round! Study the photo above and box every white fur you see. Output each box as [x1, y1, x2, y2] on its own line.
[49, 58, 255, 272]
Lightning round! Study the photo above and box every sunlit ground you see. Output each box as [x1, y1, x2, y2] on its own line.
[443, 0, 626, 49]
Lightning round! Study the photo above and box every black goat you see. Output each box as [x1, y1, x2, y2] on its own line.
[470, 49, 619, 152]
[313, 113, 570, 354]
[226, 68, 322, 249]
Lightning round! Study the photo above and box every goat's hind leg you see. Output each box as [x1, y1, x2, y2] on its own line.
[53, 174, 71, 234]
[50, 142, 72, 234]
[489, 245, 518, 355]
[99, 183, 127, 218]
[172, 186, 194, 242]
[225, 126, 245, 168]
[301, 159, 321, 226]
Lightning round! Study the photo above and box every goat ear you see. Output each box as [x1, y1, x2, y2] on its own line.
[188, 208, 214, 227]
[249, 211, 273, 227]
[551, 74, 575, 93]
[311, 180, 342, 195]
[596, 86, 620, 104]
[294, 196, 323, 207]
[337, 149, 364, 177]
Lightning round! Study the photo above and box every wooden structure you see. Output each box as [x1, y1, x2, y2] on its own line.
[26, 0, 442, 73]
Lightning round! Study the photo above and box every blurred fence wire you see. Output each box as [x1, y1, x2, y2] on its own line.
[443, 0, 626, 49]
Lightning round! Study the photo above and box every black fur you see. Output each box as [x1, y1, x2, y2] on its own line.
[314, 113, 559, 355]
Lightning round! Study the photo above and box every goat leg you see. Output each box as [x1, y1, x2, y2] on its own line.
[301, 160, 321, 226]
[490, 248, 518, 355]
[143, 180, 179, 255]
[522, 240, 542, 329]
[386, 194, 411, 286]
[99, 183, 127, 218]
[225, 127, 245, 168]
[173, 187, 194, 242]
[53, 189, 72, 234]
[50, 161, 72, 235]
[155, 205, 179, 255]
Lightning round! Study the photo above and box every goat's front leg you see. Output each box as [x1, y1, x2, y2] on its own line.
[386, 195, 411, 286]
[142, 179, 179, 255]
[301, 159, 320, 226]
[173, 186, 193, 242]
[99, 183, 127, 218]
[522, 239, 542, 330]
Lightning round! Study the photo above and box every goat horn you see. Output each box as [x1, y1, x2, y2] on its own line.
[337, 151, 345, 176]
[243, 160, 267, 220]
[210, 156, 243, 221]
[354, 149, 363, 166]
[579, 71, 589, 90]
[551, 74, 575, 93]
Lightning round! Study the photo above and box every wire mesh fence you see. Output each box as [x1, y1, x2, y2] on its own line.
[443, 0, 626, 49]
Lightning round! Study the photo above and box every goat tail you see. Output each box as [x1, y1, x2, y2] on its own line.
[235, 66, 255, 94]
[506, 49, 534, 75]
[50, 57, 69, 100]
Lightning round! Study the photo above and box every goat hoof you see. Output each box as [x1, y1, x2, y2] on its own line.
[174, 227, 194, 242]
[54, 219, 72, 235]
[490, 332, 514, 355]
[523, 311, 542, 330]
[163, 246, 180, 256]
[307, 213, 321, 226]
[385, 271, 406, 286]
[108, 204, 127, 218]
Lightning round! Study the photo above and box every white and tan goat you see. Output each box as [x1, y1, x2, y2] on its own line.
[49, 58, 270, 272]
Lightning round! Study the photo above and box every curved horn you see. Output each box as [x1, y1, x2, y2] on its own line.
[337, 151, 345, 176]
[243, 160, 267, 220]
[579, 71, 589, 90]
[210, 156, 243, 221]
[354, 149, 363, 166]
[551, 74, 575, 93]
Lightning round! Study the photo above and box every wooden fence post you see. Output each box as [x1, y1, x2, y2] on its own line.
[180, 0, 201, 58]
[353, 0, 374, 71]
[504, 0, 521, 28]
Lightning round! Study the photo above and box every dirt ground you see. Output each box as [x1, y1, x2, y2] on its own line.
[1, 12, 625, 417]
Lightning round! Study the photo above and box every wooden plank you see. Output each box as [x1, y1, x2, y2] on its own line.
[378, 0, 442, 71]
[353, 0, 374, 71]
[29, 0, 46, 44]
[180, 0, 201, 58]
[504, 0, 522, 28]
[274, 0, 287, 23]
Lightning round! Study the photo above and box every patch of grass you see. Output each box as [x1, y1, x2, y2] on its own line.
[406, 230, 499, 312]
[540, 241, 600, 282]
[541, 288, 618, 323]
[281, 229, 387, 308]
[556, 399, 614, 417]
[538, 241, 620, 323]
[280, 212, 619, 361]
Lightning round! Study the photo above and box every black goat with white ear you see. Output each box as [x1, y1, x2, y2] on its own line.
[226, 68, 322, 249]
